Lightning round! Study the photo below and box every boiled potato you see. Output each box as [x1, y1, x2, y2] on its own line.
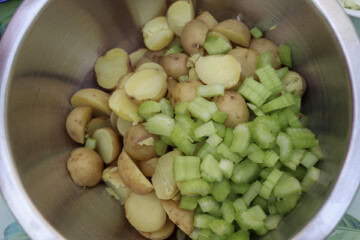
[130, 48, 148, 68]
[167, 0, 195, 36]
[109, 89, 142, 123]
[102, 166, 132, 204]
[87, 116, 112, 137]
[196, 11, 218, 30]
[195, 55, 241, 89]
[124, 69, 167, 105]
[181, 19, 208, 55]
[139, 158, 158, 177]
[161, 200, 194, 236]
[125, 192, 166, 232]
[136, 62, 165, 72]
[249, 38, 281, 69]
[110, 112, 118, 129]
[139, 218, 175, 240]
[213, 19, 251, 47]
[124, 124, 157, 161]
[117, 151, 153, 194]
[188, 67, 198, 81]
[228, 47, 259, 81]
[167, 78, 178, 99]
[159, 53, 189, 78]
[66, 106, 92, 144]
[169, 80, 203, 107]
[152, 150, 183, 200]
[93, 128, 121, 164]
[117, 116, 133, 136]
[143, 16, 175, 51]
[144, 50, 166, 63]
[134, 57, 154, 70]
[172, 192, 181, 201]
[116, 73, 133, 90]
[213, 91, 249, 128]
[71, 88, 111, 116]
[67, 147, 104, 187]
[282, 71, 307, 96]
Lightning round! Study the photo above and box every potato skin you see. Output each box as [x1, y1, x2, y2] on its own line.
[124, 124, 157, 161]
[71, 88, 111, 116]
[161, 200, 194, 236]
[213, 19, 251, 47]
[228, 47, 259, 82]
[66, 106, 92, 144]
[213, 91, 249, 128]
[116, 72, 133, 90]
[159, 53, 189, 78]
[67, 147, 104, 187]
[144, 50, 166, 63]
[139, 218, 175, 240]
[87, 117, 112, 137]
[93, 127, 121, 164]
[170, 80, 203, 107]
[249, 38, 281, 69]
[181, 19, 208, 55]
[138, 158, 158, 177]
[196, 11, 218, 30]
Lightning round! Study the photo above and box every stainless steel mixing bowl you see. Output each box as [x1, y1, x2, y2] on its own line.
[1, 0, 360, 239]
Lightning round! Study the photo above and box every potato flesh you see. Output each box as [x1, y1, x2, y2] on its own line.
[71, 88, 111, 116]
[125, 192, 167, 232]
[139, 218, 175, 240]
[116, 116, 133, 136]
[282, 71, 306, 96]
[169, 80, 203, 107]
[66, 106, 92, 144]
[109, 89, 142, 123]
[135, 62, 165, 72]
[130, 48, 148, 68]
[195, 55, 241, 89]
[167, 0, 195, 36]
[228, 47, 259, 81]
[87, 117, 112, 137]
[196, 11, 218, 30]
[95, 48, 130, 90]
[93, 128, 121, 164]
[213, 19, 251, 47]
[161, 200, 194, 236]
[143, 16, 175, 51]
[102, 167, 132, 204]
[181, 19, 208, 55]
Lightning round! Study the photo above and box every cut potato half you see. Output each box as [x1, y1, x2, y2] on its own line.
[93, 128, 121, 164]
[71, 88, 111, 116]
[87, 117, 112, 137]
[116, 116, 133, 136]
[130, 48, 148, 68]
[109, 89, 142, 123]
[135, 62, 165, 72]
[143, 16, 175, 51]
[139, 218, 175, 240]
[102, 167, 132, 204]
[161, 200, 194, 236]
[139, 158, 158, 177]
[167, 0, 195, 36]
[66, 106, 92, 144]
[213, 19, 251, 47]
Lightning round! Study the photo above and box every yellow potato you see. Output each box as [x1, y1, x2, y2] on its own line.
[167, 0, 195, 36]
[66, 106, 92, 144]
[87, 116, 112, 137]
[117, 151, 153, 194]
[71, 88, 111, 116]
[116, 116, 133, 136]
[134, 57, 154, 70]
[249, 38, 281, 69]
[181, 19, 208, 55]
[109, 89, 142, 123]
[138, 158, 158, 177]
[130, 48, 148, 68]
[188, 67, 198, 81]
[124, 69, 168, 105]
[135, 62, 165, 72]
[93, 128, 121, 164]
[116, 73, 133, 90]
[195, 55, 241, 89]
[125, 192, 166, 232]
[95, 48, 130, 90]
[144, 50, 166, 63]
[161, 200, 194, 236]
[167, 77, 178, 99]
[110, 112, 118, 129]
[139, 218, 175, 240]
[152, 150, 183, 200]
[143, 16, 175, 51]
[213, 19, 251, 47]
[196, 11, 218, 30]
[67, 147, 104, 187]
[102, 167, 132, 204]
[282, 71, 307, 96]
[228, 47, 259, 82]
[172, 192, 181, 201]
[169, 80, 203, 107]
[159, 53, 189, 78]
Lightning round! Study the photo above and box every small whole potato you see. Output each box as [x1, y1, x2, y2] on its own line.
[138, 158, 158, 177]
[159, 53, 189, 78]
[124, 124, 157, 161]
[213, 91, 249, 128]
[181, 19, 208, 55]
[249, 38, 281, 69]
[87, 116, 112, 137]
[196, 11, 218, 30]
[228, 47, 259, 82]
[282, 71, 307, 96]
[139, 218, 175, 240]
[143, 16, 175, 51]
[93, 128, 121, 164]
[169, 80, 203, 107]
[167, 0, 195, 36]
[67, 147, 104, 187]
[66, 106, 92, 144]
[213, 19, 251, 47]
[71, 88, 111, 116]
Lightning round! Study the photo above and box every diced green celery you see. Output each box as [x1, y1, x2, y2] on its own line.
[213, 122, 226, 138]
[209, 207, 223, 218]
[274, 175, 301, 198]
[197, 84, 225, 97]
[209, 219, 234, 236]
[227, 230, 250, 240]
[261, 93, 296, 113]
[286, 128, 318, 149]
[282, 165, 307, 181]
[274, 161, 283, 169]
[256, 65, 283, 95]
[175, 114, 198, 141]
[193, 97, 218, 115]
[180, 196, 200, 211]
[246, 143, 261, 155]
[212, 179, 231, 201]
[301, 151, 319, 168]
[175, 102, 190, 115]
[188, 101, 212, 122]
[238, 77, 272, 107]
[288, 112, 303, 128]
[170, 126, 196, 155]
[301, 167, 320, 192]
[199, 196, 220, 213]
[265, 214, 282, 230]
[231, 183, 250, 195]
[283, 148, 305, 170]
[194, 214, 217, 229]
[310, 145, 324, 159]
[254, 115, 281, 135]
[252, 121, 276, 149]
[230, 124, 251, 157]
[216, 143, 243, 164]
[201, 154, 223, 182]
[276, 194, 300, 215]
[252, 196, 269, 213]
[144, 113, 175, 136]
[221, 200, 236, 223]
[254, 225, 269, 236]
[178, 75, 189, 82]
[248, 150, 265, 164]
[159, 99, 173, 119]
[250, 27, 263, 39]
[85, 138, 96, 150]
[243, 181, 262, 206]
[138, 101, 161, 119]
[155, 140, 168, 156]
[289, 95, 302, 114]
[209, 233, 226, 240]
[197, 143, 215, 159]
[195, 121, 217, 138]
[260, 167, 274, 180]
[227, 192, 238, 202]
[233, 198, 247, 213]
[174, 156, 201, 181]
[276, 67, 289, 80]
[204, 36, 233, 55]
[199, 229, 212, 240]
[179, 179, 211, 196]
[247, 103, 265, 117]
[231, 159, 260, 184]
[263, 150, 280, 167]
[277, 109, 290, 129]
[218, 159, 234, 179]
[224, 128, 234, 147]
[268, 203, 278, 215]
[256, 52, 273, 69]
[206, 133, 223, 147]
[259, 168, 283, 199]
[190, 228, 201, 240]
[212, 111, 228, 124]
[276, 132, 293, 162]
[160, 135, 176, 147]
[237, 206, 266, 230]
[278, 44, 293, 68]
[165, 43, 183, 55]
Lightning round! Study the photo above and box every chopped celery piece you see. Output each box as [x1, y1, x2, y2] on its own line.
[260, 167, 274, 180]
[206, 133, 223, 147]
[199, 229, 212, 240]
[204, 35, 233, 55]
[247, 103, 265, 117]
[231, 183, 250, 195]
[144, 113, 175, 136]
[301, 167, 320, 192]
[246, 143, 262, 155]
[252, 196, 269, 213]
[170, 126, 196, 155]
[261, 93, 296, 113]
[286, 128, 318, 149]
[174, 156, 201, 181]
[278, 109, 290, 129]
[256, 65, 283, 95]
[238, 77, 272, 107]
[254, 225, 269, 236]
[289, 95, 302, 114]
[248, 150, 265, 164]
[224, 128, 234, 147]
[197, 84, 225, 97]
[276, 67, 289, 80]
[199, 196, 220, 213]
[283, 149, 305, 170]
[274, 175, 301, 198]
[155, 140, 168, 156]
[310, 145, 324, 159]
[213, 122, 226, 137]
[197, 143, 216, 159]
[160, 135, 175, 147]
[278, 44, 293, 68]
[201, 154, 223, 182]
[250, 27, 263, 39]
[179, 179, 211, 196]
[252, 121, 276, 149]
[221, 200, 236, 223]
[160, 98, 174, 118]
[194, 214, 216, 229]
[247, 205, 267, 221]
[209, 207, 222, 218]
[188, 101, 212, 122]
[85, 138, 96, 150]
[263, 150, 280, 167]
[230, 124, 251, 157]
[218, 159, 234, 179]
[175, 102, 190, 115]
[194, 121, 217, 138]
[254, 115, 281, 135]
[212, 179, 231, 201]
[193, 97, 218, 115]
[268, 203, 278, 215]
[265, 214, 282, 230]
[175, 114, 198, 141]
[180, 196, 200, 211]
[237, 206, 266, 230]
[231, 159, 260, 184]
[256, 52, 273, 69]
[209, 219, 234, 236]
[227, 192, 238, 202]
[233, 198, 247, 213]
[288, 112, 303, 128]
[301, 151, 319, 168]
[178, 75, 189, 82]
[138, 101, 161, 119]
[282, 165, 307, 181]
[217, 143, 243, 164]
[243, 181, 262, 206]
[276, 194, 300, 215]
[209, 233, 226, 240]
[212, 111, 228, 124]
[190, 228, 201, 240]
[165, 43, 183, 55]
[227, 230, 250, 240]
[276, 132, 293, 162]
[260, 168, 283, 199]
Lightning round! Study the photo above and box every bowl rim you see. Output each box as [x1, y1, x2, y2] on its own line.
[344, 8, 360, 18]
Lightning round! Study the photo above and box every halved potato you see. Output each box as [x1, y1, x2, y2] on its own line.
[135, 62, 165, 72]
[249, 38, 281, 69]
[188, 67, 198, 81]
[139, 158, 158, 177]
[109, 89, 142, 123]
[181, 19, 208, 55]
[110, 112, 118, 130]
[281, 71, 307, 96]
[161, 200, 194, 236]
[87, 117, 112, 137]
[167, 78, 178, 99]
[139, 218, 175, 240]
[195, 55, 241, 89]
[71, 88, 111, 116]
[228, 47, 259, 82]
[134, 57, 154, 70]
[196, 11, 218, 30]
[159, 53, 189, 78]
[167, 0, 195, 36]
[143, 16, 175, 51]
[125, 192, 166, 232]
[117, 151, 153, 194]
[213, 19, 251, 47]
[172, 192, 181, 201]
[102, 166, 132, 204]
[116, 116, 133, 136]
[66, 106, 92, 144]
[116, 73, 133, 90]
[95, 48, 130, 90]
[130, 48, 148, 68]
[169, 80, 203, 107]
[93, 128, 121, 164]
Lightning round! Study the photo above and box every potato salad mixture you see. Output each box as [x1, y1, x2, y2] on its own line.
[65, 1, 323, 239]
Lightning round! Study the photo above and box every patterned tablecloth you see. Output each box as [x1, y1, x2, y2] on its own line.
[1, 1, 360, 239]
